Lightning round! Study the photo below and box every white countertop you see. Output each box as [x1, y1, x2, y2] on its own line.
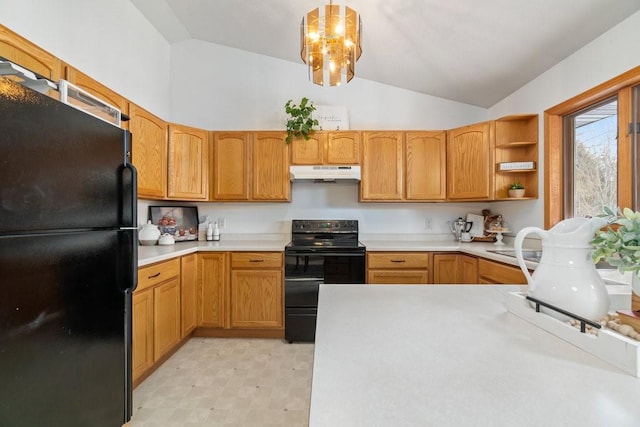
[136, 234, 632, 286]
[137, 235, 290, 266]
[309, 285, 640, 427]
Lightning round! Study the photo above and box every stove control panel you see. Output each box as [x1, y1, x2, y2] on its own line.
[291, 220, 358, 233]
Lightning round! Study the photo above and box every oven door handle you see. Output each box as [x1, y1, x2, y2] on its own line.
[285, 251, 365, 257]
[285, 277, 325, 282]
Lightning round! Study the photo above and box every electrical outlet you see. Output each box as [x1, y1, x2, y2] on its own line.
[425, 217, 433, 230]
[217, 218, 226, 229]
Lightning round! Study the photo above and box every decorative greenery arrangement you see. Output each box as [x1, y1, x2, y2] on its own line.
[591, 207, 640, 278]
[509, 181, 525, 190]
[284, 97, 319, 144]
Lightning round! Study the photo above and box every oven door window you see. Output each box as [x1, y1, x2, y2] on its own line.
[285, 253, 365, 307]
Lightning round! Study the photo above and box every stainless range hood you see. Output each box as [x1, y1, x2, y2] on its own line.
[289, 165, 361, 182]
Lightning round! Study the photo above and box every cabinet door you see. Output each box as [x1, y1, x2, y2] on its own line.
[167, 124, 209, 200]
[432, 254, 459, 284]
[361, 132, 404, 200]
[181, 254, 197, 337]
[64, 66, 128, 127]
[252, 132, 290, 201]
[406, 131, 446, 200]
[132, 288, 154, 382]
[433, 254, 479, 284]
[230, 270, 283, 328]
[327, 131, 360, 164]
[459, 255, 479, 284]
[197, 253, 227, 328]
[290, 132, 325, 164]
[478, 258, 527, 284]
[153, 278, 181, 361]
[129, 103, 168, 199]
[447, 122, 494, 200]
[367, 270, 429, 284]
[211, 132, 250, 200]
[0, 25, 61, 98]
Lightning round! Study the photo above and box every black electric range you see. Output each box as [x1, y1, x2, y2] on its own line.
[284, 220, 366, 343]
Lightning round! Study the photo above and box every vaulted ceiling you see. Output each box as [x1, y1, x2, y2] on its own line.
[131, 0, 640, 107]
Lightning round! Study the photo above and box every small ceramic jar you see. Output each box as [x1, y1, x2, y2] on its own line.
[139, 221, 161, 246]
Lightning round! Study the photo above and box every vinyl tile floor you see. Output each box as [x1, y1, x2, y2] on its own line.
[130, 338, 315, 427]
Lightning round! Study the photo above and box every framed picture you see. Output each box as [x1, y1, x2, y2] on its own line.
[148, 206, 199, 242]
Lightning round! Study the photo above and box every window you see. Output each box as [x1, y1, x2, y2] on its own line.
[563, 98, 618, 218]
[544, 66, 640, 228]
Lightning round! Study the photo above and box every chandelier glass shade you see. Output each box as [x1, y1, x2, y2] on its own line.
[300, 1, 362, 86]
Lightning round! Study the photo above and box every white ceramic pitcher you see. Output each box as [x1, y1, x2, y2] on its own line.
[514, 217, 610, 322]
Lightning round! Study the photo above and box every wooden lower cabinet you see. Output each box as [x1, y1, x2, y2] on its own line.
[230, 252, 283, 329]
[132, 288, 154, 383]
[153, 278, 181, 360]
[197, 253, 227, 328]
[478, 258, 528, 284]
[432, 253, 478, 284]
[132, 257, 187, 385]
[367, 252, 432, 284]
[181, 254, 198, 337]
[230, 269, 283, 328]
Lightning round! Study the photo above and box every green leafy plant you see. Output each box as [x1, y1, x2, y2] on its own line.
[509, 181, 525, 190]
[591, 206, 640, 277]
[284, 97, 319, 144]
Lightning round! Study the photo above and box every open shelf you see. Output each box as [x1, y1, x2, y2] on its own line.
[495, 115, 539, 200]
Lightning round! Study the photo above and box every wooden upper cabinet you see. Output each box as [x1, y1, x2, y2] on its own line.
[64, 66, 129, 128]
[446, 122, 494, 200]
[405, 131, 447, 200]
[211, 132, 250, 201]
[327, 131, 360, 164]
[290, 131, 360, 165]
[290, 133, 326, 164]
[129, 103, 168, 199]
[167, 124, 209, 200]
[252, 132, 290, 201]
[360, 132, 404, 200]
[0, 24, 62, 98]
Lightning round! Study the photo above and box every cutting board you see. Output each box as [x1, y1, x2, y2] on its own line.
[466, 213, 485, 237]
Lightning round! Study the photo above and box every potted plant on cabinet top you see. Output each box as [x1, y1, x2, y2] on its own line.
[284, 97, 319, 144]
[508, 181, 525, 198]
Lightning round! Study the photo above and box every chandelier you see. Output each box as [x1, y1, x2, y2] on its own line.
[300, 1, 362, 86]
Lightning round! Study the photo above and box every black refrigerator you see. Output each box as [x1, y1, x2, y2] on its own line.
[0, 77, 137, 426]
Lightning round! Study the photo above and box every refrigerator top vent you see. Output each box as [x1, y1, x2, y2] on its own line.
[0, 59, 57, 93]
[58, 80, 121, 127]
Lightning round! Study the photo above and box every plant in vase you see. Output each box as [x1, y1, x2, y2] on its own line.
[284, 97, 319, 144]
[591, 206, 640, 332]
[508, 181, 525, 198]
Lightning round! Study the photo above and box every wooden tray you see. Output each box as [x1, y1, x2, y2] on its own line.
[472, 235, 496, 242]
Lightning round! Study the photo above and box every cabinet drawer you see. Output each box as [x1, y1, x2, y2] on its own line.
[478, 258, 527, 284]
[231, 252, 283, 269]
[367, 252, 431, 269]
[137, 258, 181, 292]
[367, 270, 429, 284]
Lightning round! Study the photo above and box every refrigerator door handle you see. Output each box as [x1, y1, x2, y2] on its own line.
[122, 130, 137, 227]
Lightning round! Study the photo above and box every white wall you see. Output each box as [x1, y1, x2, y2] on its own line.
[137, 184, 496, 237]
[0, 0, 172, 118]
[488, 10, 640, 233]
[169, 39, 488, 130]
[166, 39, 492, 237]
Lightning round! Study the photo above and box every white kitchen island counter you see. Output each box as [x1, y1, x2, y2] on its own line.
[310, 285, 640, 427]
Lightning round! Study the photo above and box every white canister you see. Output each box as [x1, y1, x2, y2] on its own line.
[139, 221, 160, 246]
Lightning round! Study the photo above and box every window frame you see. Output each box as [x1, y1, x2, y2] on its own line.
[544, 65, 640, 228]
